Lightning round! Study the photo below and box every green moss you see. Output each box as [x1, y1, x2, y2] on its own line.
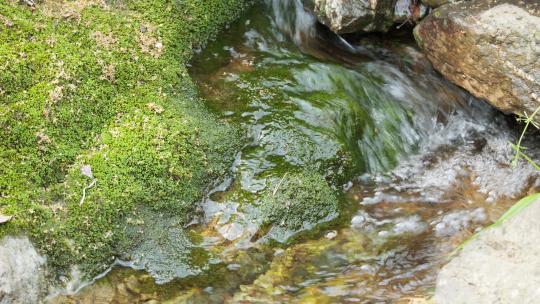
[259, 171, 339, 233]
[0, 0, 247, 277]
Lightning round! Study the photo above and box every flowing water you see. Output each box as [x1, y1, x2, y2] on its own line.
[51, 0, 540, 303]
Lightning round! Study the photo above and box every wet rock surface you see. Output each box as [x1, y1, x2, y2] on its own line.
[0, 236, 46, 304]
[414, 0, 540, 121]
[435, 198, 540, 303]
[117, 209, 206, 284]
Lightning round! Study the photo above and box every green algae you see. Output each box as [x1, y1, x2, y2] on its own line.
[0, 0, 248, 277]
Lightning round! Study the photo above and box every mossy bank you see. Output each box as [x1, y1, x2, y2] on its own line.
[0, 0, 248, 277]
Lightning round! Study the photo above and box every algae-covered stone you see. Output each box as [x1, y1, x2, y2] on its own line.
[259, 171, 339, 241]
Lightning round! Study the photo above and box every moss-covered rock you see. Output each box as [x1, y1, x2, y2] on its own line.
[0, 0, 248, 278]
[259, 171, 340, 241]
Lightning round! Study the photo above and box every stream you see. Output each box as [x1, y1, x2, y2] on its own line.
[52, 0, 540, 303]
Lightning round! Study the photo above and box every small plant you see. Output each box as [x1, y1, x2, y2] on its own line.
[511, 106, 540, 170]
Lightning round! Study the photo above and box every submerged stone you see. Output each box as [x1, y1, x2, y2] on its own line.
[117, 208, 207, 284]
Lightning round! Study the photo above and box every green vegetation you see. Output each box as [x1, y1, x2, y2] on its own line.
[512, 106, 540, 170]
[0, 0, 247, 276]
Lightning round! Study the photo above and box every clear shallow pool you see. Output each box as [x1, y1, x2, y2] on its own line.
[51, 0, 540, 302]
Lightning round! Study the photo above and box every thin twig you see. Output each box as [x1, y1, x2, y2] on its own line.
[80, 179, 97, 206]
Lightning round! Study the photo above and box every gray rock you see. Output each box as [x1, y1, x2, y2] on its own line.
[0, 236, 46, 304]
[414, 0, 540, 123]
[305, 0, 429, 34]
[435, 199, 540, 303]
[306, 0, 397, 34]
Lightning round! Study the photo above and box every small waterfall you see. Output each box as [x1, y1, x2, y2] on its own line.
[189, 0, 501, 250]
[266, 0, 362, 59]
[188, 0, 540, 300]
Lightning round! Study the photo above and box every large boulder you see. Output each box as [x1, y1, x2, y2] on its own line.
[414, 0, 540, 122]
[435, 197, 540, 303]
[305, 0, 427, 34]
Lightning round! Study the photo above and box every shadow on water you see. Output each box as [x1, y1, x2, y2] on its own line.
[52, 0, 540, 303]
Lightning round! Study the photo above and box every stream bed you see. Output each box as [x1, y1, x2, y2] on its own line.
[52, 0, 540, 303]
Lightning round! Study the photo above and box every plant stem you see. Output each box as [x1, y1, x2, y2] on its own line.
[512, 106, 540, 167]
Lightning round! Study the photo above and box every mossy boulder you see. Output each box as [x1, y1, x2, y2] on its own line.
[0, 0, 248, 279]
